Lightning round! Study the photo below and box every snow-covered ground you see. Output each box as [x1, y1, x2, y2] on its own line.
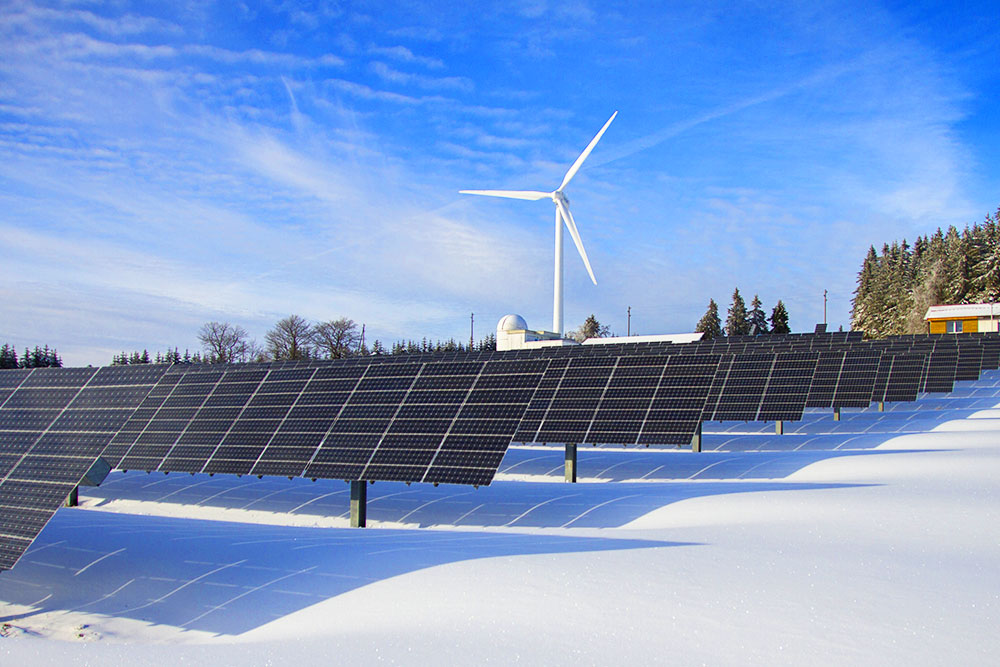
[2, 373, 1000, 665]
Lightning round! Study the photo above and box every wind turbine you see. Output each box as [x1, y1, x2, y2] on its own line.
[460, 111, 617, 335]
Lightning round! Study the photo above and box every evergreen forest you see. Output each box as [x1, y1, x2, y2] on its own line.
[851, 206, 1000, 338]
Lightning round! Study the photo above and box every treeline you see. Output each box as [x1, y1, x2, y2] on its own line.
[851, 206, 1000, 338]
[0, 344, 63, 369]
[112, 349, 202, 365]
[383, 334, 497, 355]
[694, 288, 791, 340]
[110, 315, 500, 365]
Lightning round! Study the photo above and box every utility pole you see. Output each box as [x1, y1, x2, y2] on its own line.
[627, 306, 631, 337]
[470, 312, 474, 350]
[359, 324, 365, 353]
[823, 290, 828, 325]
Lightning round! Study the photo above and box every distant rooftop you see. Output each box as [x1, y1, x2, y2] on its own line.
[925, 303, 1000, 320]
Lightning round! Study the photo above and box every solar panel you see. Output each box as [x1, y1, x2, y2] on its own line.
[515, 354, 719, 447]
[756, 352, 820, 422]
[829, 351, 881, 408]
[701, 352, 818, 422]
[0, 365, 167, 570]
[955, 343, 984, 381]
[879, 353, 926, 403]
[921, 345, 958, 393]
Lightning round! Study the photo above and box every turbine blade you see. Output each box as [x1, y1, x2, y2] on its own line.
[556, 200, 597, 285]
[459, 189, 551, 201]
[558, 111, 618, 191]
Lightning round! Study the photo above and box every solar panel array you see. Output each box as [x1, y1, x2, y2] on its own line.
[106, 358, 550, 487]
[3, 328, 1000, 570]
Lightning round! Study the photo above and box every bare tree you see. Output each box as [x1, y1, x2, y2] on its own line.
[238, 339, 268, 363]
[311, 317, 360, 359]
[197, 321, 249, 364]
[265, 315, 312, 360]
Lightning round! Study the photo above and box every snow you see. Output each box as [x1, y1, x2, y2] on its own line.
[2, 374, 1000, 664]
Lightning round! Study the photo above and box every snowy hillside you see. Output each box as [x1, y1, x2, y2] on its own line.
[2, 373, 999, 664]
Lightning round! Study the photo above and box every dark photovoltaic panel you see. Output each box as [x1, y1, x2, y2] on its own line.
[0, 365, 167, 569]
[702, 353, 818, 422]
[703, 354, 769, 422]
[756, 353, 820, 421]
[980, 341, 1000, 371]
[806, 351, 874, 409]
[590, 354, 719, 446]
[829, 351, 882, 408]
[305, 358, 550, 486]
[520, 356, 616, 445]
[111, 358, 549, 488]
[872, 353, 926, 403]
[921, 346, 958, 393]
[515, 354, 719, 447]
[955, 344, 984, 381]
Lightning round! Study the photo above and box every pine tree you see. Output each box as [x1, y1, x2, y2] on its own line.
[748, 294, 768, 335]
[725, 288, 750, 336]
[944, 226, 970, 303]
[770, 300, 790, 334]
[477, 333, 496, 351]
[972, 210, 1000, 301]
[695, 299, 723, 339]
[0, 344, 17, 369]
[851, 246, 879, 333]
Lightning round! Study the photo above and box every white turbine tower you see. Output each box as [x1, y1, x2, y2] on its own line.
[460, 111, 617, 335]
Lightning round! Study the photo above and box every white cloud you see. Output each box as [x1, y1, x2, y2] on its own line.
[368, 45, 443, 69]
[369, 62, 473, 92]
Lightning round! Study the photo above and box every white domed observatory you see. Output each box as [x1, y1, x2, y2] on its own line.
[496, 315, 574, 351]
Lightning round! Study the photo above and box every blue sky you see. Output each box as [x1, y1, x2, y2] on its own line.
[2, 1, 998, 365]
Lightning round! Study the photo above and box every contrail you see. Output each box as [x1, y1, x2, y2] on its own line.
[592, 57, 864, 168]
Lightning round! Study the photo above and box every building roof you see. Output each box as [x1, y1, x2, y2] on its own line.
[582, 333, 705, 345]
[924, 303, 1000, 320]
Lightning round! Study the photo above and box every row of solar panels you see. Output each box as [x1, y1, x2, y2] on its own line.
[1, 331, 999, 569]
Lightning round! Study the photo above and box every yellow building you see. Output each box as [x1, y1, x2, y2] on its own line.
[924, 303, 1000, 334]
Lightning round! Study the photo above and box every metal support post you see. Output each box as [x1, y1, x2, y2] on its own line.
[775, 420, 784, 435]
[833, 406, 841, 421]
[65, 486, 79, 507]
[691, 422, 702, 452]
[564, 443, 577, 483]
[350, 480, 367, 527]
[877, 401, 885, 412]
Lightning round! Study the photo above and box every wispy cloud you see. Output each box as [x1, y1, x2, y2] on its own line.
[5, 4, 184, 37]
[368, 44, 443, 69]
[369, 62, 473, 92]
